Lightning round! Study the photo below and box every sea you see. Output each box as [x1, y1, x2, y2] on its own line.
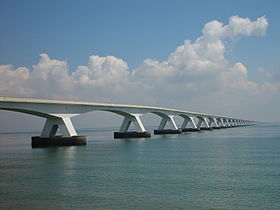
[0, 123, 279, 210]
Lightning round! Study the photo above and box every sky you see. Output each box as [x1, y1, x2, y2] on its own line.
[0, 0, 280, 132]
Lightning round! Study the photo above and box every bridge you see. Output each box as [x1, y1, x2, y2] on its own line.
[0, 96, 256, 148]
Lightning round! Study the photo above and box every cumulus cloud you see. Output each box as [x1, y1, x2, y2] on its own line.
[0, 65, 33, 96]
[71, 55, 130, 101]
[202, 15, 268, 39]
[73, 55, 129, 86]
[0, 15, 279, 121]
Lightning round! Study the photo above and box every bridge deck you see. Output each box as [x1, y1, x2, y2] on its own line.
[0, 96, 243, 120]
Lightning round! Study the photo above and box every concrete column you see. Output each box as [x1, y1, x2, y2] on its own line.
[33, 117, 86, 148]
[181, 116, 197, 129]
[197, 116, 211, 130]
[180, 115, 199, 132]
[119, 114, 146, 133]
[209, 117, 219, 129]
[219, 118, 227, 128]
[216, 118, 221, 127]
[154, 115, 181, 134]
[221, 119, 227, 128]
[225, 119, 232, 127]
[41, 117, 77, 137]
[115, 114, 151, 138]
[158, 115, 178, 130]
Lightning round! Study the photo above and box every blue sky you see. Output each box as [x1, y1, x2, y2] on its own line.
[0, 0, 280, 131]
[0, 0, 279, 76]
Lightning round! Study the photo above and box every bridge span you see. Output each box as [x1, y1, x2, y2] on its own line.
[0, 96, 256, 148]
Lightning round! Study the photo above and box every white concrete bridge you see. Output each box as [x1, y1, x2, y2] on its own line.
[0, 96, 256, 147]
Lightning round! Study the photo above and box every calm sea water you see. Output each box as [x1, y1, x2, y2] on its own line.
[0, 124, 279, 210]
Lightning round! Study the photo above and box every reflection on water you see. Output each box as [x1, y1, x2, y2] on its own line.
[0, 124, 280, 209]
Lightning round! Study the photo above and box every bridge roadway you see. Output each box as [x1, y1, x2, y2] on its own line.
[0, 96, 256, 148]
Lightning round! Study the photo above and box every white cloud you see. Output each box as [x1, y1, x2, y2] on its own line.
[226, 16, 268, 37]
[73, 55, 129, 87]
[72, 55, 130, 101]
[202, 15, 268, 39]
[0, 16, 279, 121]
[29, 53, 73, 98]
[0, 65, 34, 96]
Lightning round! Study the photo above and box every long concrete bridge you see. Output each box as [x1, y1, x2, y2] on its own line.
[0, 96, 256, 147]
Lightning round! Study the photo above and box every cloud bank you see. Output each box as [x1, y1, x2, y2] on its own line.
[1, 16, 279, 121]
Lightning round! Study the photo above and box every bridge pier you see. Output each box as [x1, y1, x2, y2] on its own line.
[231, 119, 237, 127]
[225, 119, 232, 128]
[180, 116, 200, 132]
[32, 136, 86, 148]
[208, 117, 220, 129]
[114, 114, 151, 138]
[32, 117, 86, 148]
[197, 116, 212, 130]
[217, 118, 227, 128]
[154, 115, 182, 135]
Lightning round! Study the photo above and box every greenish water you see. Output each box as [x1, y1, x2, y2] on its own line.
[0, 124, 280, 209]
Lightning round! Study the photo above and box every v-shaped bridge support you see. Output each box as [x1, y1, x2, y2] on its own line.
[41, 117, 77, 137]
[114, 114, 151, 138]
